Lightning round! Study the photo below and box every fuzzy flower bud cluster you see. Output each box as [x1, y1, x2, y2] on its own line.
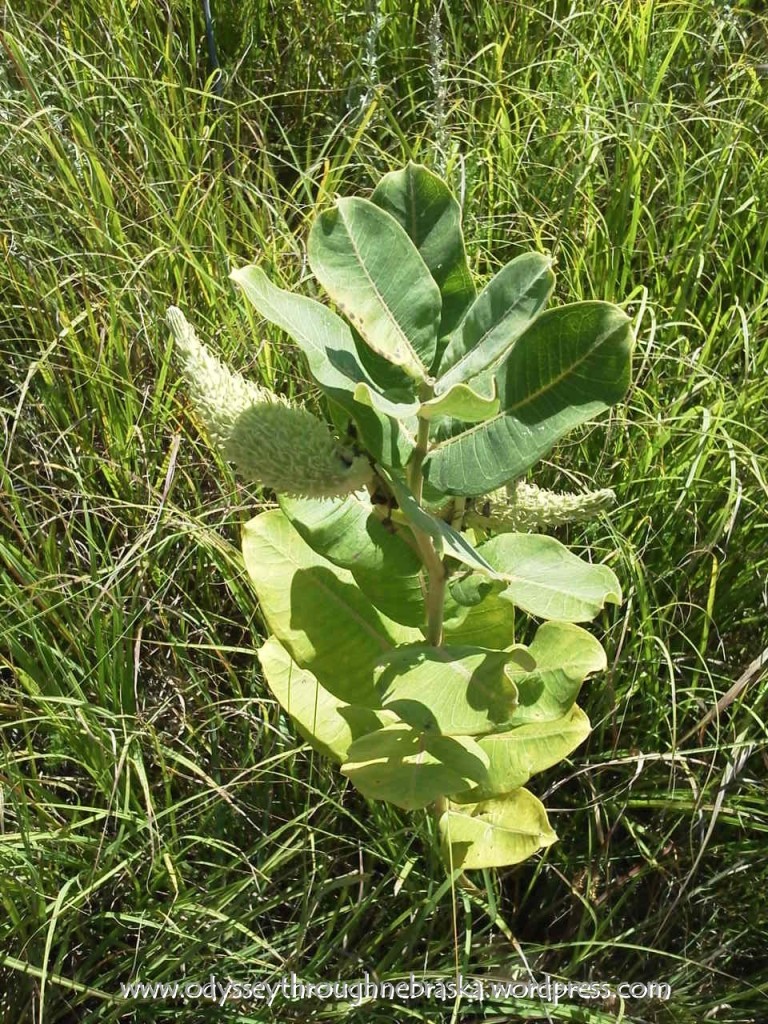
[167, 307, 373, 498]
[465, 480, 616, 533]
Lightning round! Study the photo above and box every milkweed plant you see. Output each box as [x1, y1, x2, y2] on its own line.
[167, 163, 633, 872]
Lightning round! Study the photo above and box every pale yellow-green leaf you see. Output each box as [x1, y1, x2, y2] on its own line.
[242, 510, 420, 704]
[439, 789, 557, 870]
[418, 381, 499, 423]
[453, 705, 591, 801]
[374, 644, 531, 737]
[443, 593, 516, 649]
[341, 723, 489, 810]
[258, 636, 395, 763]
[508, 621, 607, 723]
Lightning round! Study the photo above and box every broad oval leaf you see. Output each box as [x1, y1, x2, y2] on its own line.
[230, 265, 417, 424]
[354, 404, 415, 468]
[278, 493, 426, 627]
[242, 509, 420, 704]
[341, 723, 489, 810]
[424, 301, 633, 495]
[308, 197, 442, 380]
[443, 592, 517, 649]
[371, 161, 476, 340]
[508, 621, 607, 723]
[418, 381, 499, 423]
[476, 532, 622, 622]
[436, 252, 555, 391]
[453, 705, 591, 802]
[259, 636, 395, 762]
[374, 644, 533, 737]
[352, 381, 419, 419]
[278, 493, 421, 576]
[353, 323, 421, 394]
[448, 572, 503, 609]
[439, 789, 557, 870]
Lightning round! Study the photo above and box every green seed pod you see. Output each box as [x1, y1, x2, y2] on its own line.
[167, 306, 373, 498]
[465, 481, 616, 533]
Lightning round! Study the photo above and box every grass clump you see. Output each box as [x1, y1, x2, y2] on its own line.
[1, 1, 767, 1021]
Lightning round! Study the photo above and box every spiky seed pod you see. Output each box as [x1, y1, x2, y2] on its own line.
[465, 481, 616, 533]
[167, 306, 373, 498]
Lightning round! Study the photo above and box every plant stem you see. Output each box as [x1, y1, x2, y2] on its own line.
[419, 533, 445, 646]
[407, 413, 430, 504]
[407, 397, 446, 647]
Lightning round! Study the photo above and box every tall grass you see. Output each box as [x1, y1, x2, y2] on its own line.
[1, 1, 767, 1021]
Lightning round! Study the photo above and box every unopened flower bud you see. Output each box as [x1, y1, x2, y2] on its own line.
[167, 306, 373, 498]
[465, 481, 616, 533]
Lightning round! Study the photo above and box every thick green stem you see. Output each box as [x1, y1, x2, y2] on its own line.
[407, 393, 446, 647]
[407, 414, 430, 504]
[416, 530, 445, 646]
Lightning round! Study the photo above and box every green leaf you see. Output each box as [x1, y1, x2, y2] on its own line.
[308, 197, 442, 380]
[278, 493, 426, 627]
[259, 636, 395, 762]
[454, 705, 591, 802]
[341, 723, 489, 810]
[418, 381, 499, 423]
[443, 592, 517, 649]
[242, 510, 420, 704]
[424, 301, 634, 495]
[374, 644, 532, 737]
[353, 384, 419, 420]
[371, 161, 476, 339]
[380, 468, 495, 575]
[448, 572, 501, 608]
[326, 395, 355, 439]
[326, 390, 414, 470]
[508, 621, 607, 723]
[348, 572, 426, 628]
[475, 532, 622, 622]
[353, 326, 421, 394]
[436, 252, 555, 391]
[439, 789, 558, 870]
[230, 265, 417, 422]
[354, 406, 415, 468]
[277, 493, 421, 577]
[352, 383, 419, 419]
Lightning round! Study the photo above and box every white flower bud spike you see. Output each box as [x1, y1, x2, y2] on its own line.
[167, 306, 372, 498]
[465, 480, 616, 533]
